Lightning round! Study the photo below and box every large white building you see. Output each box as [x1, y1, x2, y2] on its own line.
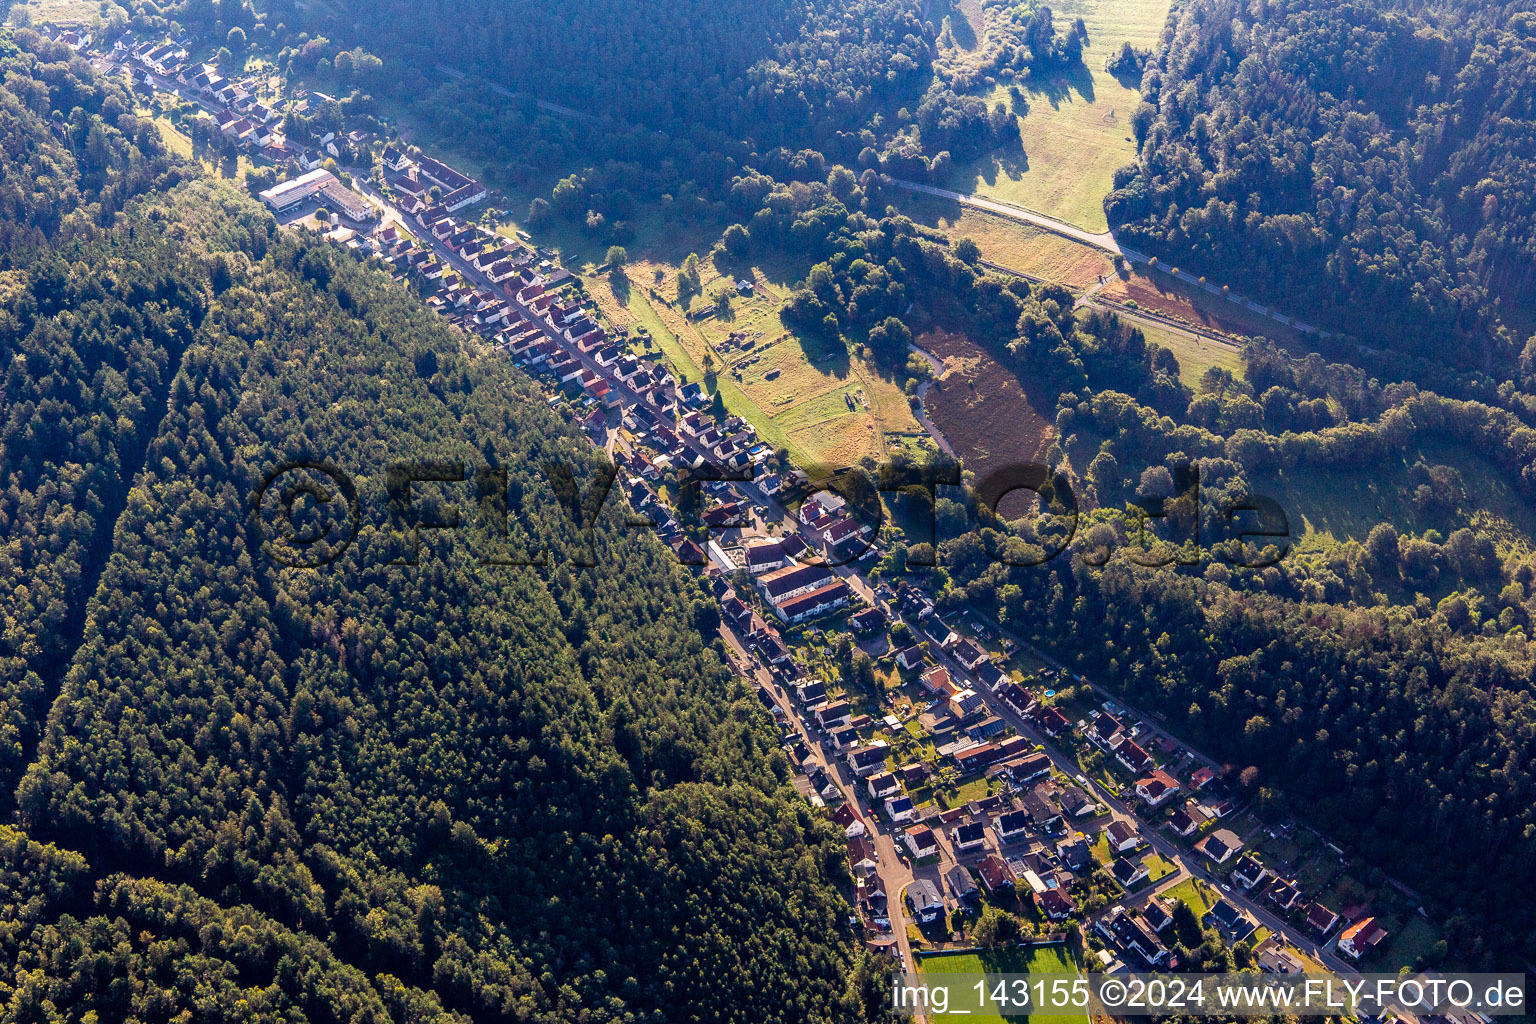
[259, 170, 374, 221]
[259, 169, 336, 212]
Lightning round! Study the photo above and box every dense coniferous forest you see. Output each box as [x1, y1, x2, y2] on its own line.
[273, 0, 933, 154]
[1105, 0, 1536, 369]
[0, 35, 887, 1023]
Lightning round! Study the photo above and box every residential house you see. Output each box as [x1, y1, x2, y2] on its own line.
[847, 742, 891, 777]
[848, 606, 886, 636]
[952, 743, 998, 775]
[951, 821, 987, 854]
[993, 810, 1031, 846]
[1020, 788, 1063, 831]
[953, 638, 988, 670]
[1057, 785, 1096, 817]
[1116, 739, 1154, 774]
[1112, 857, 1150, 889]
[1231, 855, 1269, 890]
[945, 865, 980, 906]
[897, 762, 930, 789]
[1092, 713, 1124, 747]
[977, 854, 1014, 895]
[1268, 880, 1303, 910]
[1057, 836, 1093, 872]
[1257, 942, 1304, 975]
[742, 539, 790, 574]
[1099, 907, 1169, 965]
[1196, 828, 1242, 864]
[1106, 820, 1142, 853]
[947, 688, 985, 720]
[1205, 899, 1258, 943]
[1008, 752, 1053, 786]
[1167, 804, 1204, 837]
[904, 826, 939, 859]
[1035, 706, 1070, 736]
[919, 664, 958, 697]
[831, 804, 865, 838]
[884, 796, 916, 824]
[866, 772, 900, 800]
[976, 663, 1008, 690]
[1338, 917, 1388, 959]
[907, 878, 944, 924]
[846, 834, 879, 876]
[758, 563, 835, 607]
[896, 645, 926, 671]
[1142, 898, 1175, 933]
[1304, 902, 1339, 936]
[774, 580, 851, 624]
[813, 700, 852, 732]
[1135, 769, 1181, 808]
[1037, 887, 1076, 921]
[965, 715, 1006, 741]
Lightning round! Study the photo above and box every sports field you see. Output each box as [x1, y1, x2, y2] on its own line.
[918, 943, 1087, 1024]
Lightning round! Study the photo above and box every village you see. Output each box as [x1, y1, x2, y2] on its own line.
[41, 17, 1455, 1006]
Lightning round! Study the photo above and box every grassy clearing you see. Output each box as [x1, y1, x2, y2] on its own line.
[951, 0, 1173, 231]
[1129, 318, 1245, 385]
[917, 329, 1053, 481]
[588, 256, 920, 471]
[1257, 439, 1536, 554]
[153, 116, 194, 160]
[148, 111, 260, 181]
[919, 945, 1084, 1024]
[9, 0, 97, 24]
[898, 193, 1114, 289]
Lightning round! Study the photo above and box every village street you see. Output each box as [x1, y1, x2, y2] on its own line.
[341, 151, 1350, 980]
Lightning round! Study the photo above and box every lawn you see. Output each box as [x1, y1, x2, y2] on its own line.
[1162, 877, 1213, 916]
[150, 112, 261, 182]
[1367, 915, 1442, 972]
[948, 0, 1174, 231]
[1141, 851, 1178, 886]
[918, 944, 1086, 1024]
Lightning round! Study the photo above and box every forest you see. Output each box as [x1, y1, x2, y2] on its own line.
[689, 168, 1536, 962]
[0, 35, 888, 1023]
[1105, 0, 1536, 371]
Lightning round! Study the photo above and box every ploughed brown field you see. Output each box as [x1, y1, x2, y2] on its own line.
[917, 329, 1053, 484]
[1099, 268, 1303, 344]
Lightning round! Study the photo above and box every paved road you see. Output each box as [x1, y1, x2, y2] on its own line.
[369, 182, 1350, 976]
[892, 179, 1143, 259]
[718, 625, 931, 1022]
[892, 179, 1327, 338]
[954, 609, 1351, 972]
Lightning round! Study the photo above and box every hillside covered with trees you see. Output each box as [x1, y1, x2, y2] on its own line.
[680, 163, 1536, 961]
[1105, 0, 1536, 370]
[0, 35, 884, 1023]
